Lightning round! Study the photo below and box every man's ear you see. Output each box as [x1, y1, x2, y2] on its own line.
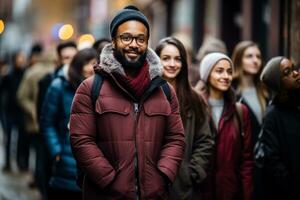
[112, 39, 116, 49]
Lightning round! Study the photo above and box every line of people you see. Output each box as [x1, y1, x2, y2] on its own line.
[0, 4, 299, 200]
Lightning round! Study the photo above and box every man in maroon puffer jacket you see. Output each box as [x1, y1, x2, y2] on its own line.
[69, 5, 185, 200]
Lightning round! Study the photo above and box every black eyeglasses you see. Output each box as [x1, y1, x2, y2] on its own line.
[282, 64, 300, 77]
[116, 33, 147, 46]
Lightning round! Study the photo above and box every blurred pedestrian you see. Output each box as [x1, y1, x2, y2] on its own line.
[69, 5, 185, 200]
[155, 36, 214, 200]
[0, 51, 27, 172]
[92, 38, 110, 63]
[259, 56, 300, 200]
[34, 41, 77, 200]
[17, 43, 55, 193]
[40, 48, 97, 200]
[199, 53, 253, 200]
[231, 41, 269, 143]
[196, 36, 228, 63]
[231, 41, 269, 200]
[0, 58, 9, 134]
[37, 41, 77, 118]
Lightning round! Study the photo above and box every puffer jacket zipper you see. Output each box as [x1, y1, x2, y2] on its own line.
[104, 73, 168, 199]
[133, 102, 141, 200]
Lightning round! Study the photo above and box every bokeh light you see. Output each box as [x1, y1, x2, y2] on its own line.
[78, 34, 95, 49]
[51, 23, 64, 40]
[0, 20, 5, 34]
[78, 34, 95, 44]
[58, 24, 74, 40]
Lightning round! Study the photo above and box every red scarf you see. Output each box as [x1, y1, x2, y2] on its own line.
[116, 62, 151, 99]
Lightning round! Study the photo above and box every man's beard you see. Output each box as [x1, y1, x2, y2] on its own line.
[114, 47, 147, 70]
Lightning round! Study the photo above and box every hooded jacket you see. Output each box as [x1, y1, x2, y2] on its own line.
[170, 108, 214, 200]
[40, 68, 80, 191]
[69, 44, 185, 200]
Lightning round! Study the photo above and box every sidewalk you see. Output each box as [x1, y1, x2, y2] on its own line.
[0, 125, 41, 200]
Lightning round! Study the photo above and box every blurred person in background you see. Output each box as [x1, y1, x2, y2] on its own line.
[92, 38, 111, 63]
[0, 51, 27, 172]
[259, 57, 300, 200]
[69, 5, 184, 200]
[0, 58, 9, 134]
[196, 36, 228, 63]
[17, 43, 55, 194]
[155, 37, 214, 200]
[37, 41, 77, 121]
[231, 41, 269, 145]
[199, 53, 253, 200]
[36, 40, 77, 199]
[231, 41, 269, 200]
[40, 48, 97, 200]
[27, 43, 44, 69]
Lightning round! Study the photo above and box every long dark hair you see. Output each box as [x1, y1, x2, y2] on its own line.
[231, 40, 268, 113]
[155, 37, 206, 127]
[68, 48, 97, 89]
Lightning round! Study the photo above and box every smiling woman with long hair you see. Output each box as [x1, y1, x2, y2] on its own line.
[155, 37, 214, 200]
[199, 52, 253, 200]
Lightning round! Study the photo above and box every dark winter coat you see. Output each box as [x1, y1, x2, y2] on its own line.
[40, 69, 80, 192]
[205, 100, 253, 200]
[170, 108, 214, 200]
[69, 44, 185, 200]
[260, 93, 300, 200]
[0, 68, 25, 118]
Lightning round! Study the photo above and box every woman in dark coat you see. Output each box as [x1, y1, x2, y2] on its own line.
[40, 48, 97, 200]
[155, 37, 214, 200]
[199, 52, 253, 200]
[259, 56, 300, 200]
[231, 41, 269, 200]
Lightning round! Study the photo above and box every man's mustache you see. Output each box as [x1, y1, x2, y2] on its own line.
[125, 48, 139, 54]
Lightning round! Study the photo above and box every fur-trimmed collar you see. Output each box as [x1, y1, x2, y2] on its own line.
[97, 43, 163, 80]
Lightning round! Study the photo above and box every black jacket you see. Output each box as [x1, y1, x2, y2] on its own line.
[261, 92, 300, 200]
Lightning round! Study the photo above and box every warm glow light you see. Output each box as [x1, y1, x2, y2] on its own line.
[58, 24, 74, 40]
[0, 20, 5, 34]
[78, 34, 95, 49]
[79, 34, 95, 44]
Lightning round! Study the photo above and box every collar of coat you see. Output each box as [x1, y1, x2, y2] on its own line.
[98, 43, 163, 80]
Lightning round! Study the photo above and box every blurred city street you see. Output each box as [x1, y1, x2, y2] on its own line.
[0, 126, 40, 200]
[0, 0, 299, 200]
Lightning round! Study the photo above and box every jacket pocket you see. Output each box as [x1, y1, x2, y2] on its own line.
[95, 96, 130, 116]
[144, 157, 169, 199]
[143, 99, 171, 116]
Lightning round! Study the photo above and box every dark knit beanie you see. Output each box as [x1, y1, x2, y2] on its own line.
[110, 5, 150, 38]
[260, 56, 285, 92]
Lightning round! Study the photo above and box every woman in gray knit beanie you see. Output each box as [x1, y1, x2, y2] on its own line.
[198, 52, 254, 200]
[257, 57, 300, 200]
[260, 56, 285, 92]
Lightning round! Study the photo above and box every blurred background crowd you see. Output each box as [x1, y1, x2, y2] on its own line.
[0, 0, 299, 200]
[0, 0, 300, 62]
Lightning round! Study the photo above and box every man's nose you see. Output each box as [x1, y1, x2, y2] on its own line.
[129, 38, 139, 47]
